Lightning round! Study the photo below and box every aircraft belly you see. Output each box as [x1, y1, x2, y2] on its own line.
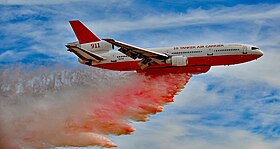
[193, 54, 260, 66]
[93, 54, 259, 71]
[94, 61, 139, 71]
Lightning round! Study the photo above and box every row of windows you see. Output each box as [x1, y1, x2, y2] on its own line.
[117, 48, 240, 57]
[172, 51, 203, 54]
[215, 49, 239, 52]
[117, 55, 127, 58]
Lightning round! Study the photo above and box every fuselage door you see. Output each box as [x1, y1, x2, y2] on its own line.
[207, 49, 213, 56]
[243, 46, 247, 54]
[111, 54, 117, 62]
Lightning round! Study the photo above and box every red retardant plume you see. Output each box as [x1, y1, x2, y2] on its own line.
[0, 67, 191, 148]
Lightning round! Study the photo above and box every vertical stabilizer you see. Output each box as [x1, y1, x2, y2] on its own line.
[69, 20, 101, 44]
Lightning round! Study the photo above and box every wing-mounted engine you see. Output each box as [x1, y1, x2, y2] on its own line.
[80, 40, 114, 54]
[166, 56, 188, 66]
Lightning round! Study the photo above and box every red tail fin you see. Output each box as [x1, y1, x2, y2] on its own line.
[69, 20, 101, 44]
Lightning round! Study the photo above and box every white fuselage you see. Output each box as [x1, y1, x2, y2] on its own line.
[92, 43, 262, 65]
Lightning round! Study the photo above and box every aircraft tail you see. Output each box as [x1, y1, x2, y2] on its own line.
[69, 20, 101, 44]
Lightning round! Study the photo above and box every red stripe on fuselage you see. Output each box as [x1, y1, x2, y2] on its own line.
[93, 54, 261, 72]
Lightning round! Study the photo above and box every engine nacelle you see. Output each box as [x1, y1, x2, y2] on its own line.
[166, 56, 188, 66]
[80, 40, 114, 53]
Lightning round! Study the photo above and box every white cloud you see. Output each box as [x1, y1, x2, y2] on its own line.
[173, 78, 228, 109]
[0, 0, 114, 5]
[0, 0, 73, 5]
[90, 4, 280, 33]
[0, 50, 29, 62]
[113, 114, 280, 149]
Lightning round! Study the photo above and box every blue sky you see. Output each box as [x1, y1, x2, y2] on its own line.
[1, 0, 280, 148]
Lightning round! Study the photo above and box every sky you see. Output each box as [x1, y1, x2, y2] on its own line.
[1, 0, 280, 149]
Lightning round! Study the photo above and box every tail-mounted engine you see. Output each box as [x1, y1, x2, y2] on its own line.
[80, 40, 114, 53]
[166, 56, 188, 66]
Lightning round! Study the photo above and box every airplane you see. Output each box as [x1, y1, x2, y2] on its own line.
[66, 20, 263, 74]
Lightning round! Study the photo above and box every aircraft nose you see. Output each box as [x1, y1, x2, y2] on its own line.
[254, 50, 263, 59]
[257, 50, 264, 57]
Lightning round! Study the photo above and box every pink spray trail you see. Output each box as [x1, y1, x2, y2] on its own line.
[0, 66, 191, 148]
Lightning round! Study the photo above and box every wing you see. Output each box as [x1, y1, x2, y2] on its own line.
[66, 45, 105, 62]
[104, 39, 168, 59]
[103, 39, 169, 69]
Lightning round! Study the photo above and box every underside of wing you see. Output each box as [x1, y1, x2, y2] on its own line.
[103, 39, 169, 69]
[66, 45, 105, 62]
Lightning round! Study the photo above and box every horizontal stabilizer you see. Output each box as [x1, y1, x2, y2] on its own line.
[66, 45, 105, 62]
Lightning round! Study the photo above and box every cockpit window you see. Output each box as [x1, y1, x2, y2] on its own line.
[251, 47, 259, 50]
